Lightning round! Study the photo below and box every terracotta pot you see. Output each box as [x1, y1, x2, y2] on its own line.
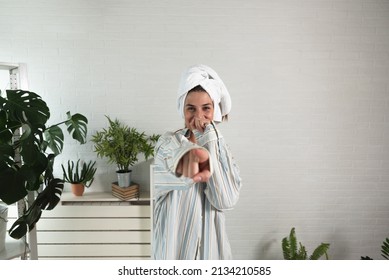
[71, 183, 85, 196]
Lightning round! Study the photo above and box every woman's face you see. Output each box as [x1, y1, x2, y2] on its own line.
[184, 90, 214, 129]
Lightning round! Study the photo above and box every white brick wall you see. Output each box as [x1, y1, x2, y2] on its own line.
[1, 0, 389, 260]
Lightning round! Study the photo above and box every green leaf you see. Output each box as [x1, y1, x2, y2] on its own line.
[19, 165, 39, 188]
[19, 136, 40, 164]
[9, 176, 61, 239]
[3, 90, 50, 126]
[381, 238, 389, 260]
[0, 109, 15, 144]
[282, 237, 291, 260]
[20, 152, 48, 191]
[0, 167, 28, 204]
[34, 178, 64, 210]
[44, 125, 64, 155]
[8, 217, 29, 240]
[65, 112, 88, 144]
[19, 124, 32, 141]
[9, 203, 42, 239]
[310, 243, 330, 260]
[289, 227, 298, 259]
[0, 143, 14, 170]
[297, 242, 307, 260]
[43, 153, 56, 183]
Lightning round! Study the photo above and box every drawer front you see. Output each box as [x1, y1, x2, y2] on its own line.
[37, 218, 150, 231]
[38, 231, 151, 243]
[41, 205, 151, 218]
[38, 244, 151, 258]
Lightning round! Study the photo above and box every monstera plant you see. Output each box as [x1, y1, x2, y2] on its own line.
[0, 89, 88, 239]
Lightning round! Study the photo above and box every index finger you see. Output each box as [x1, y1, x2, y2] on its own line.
[193, 148, 209, 163]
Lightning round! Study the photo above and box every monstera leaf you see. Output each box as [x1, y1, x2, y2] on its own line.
[35, 178, 64, 211]
[0, 90, 50, 126]
[8, 163, 65, 240]
[44, 125, 64, 155]
[0, 167, 27, 204]
[0, 143, 14, 170]
[0, 110, 14, 144]
[8, 201, 42, 240]
[65, 112, 88, 144]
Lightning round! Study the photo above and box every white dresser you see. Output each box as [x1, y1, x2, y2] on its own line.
[37, 191, 151, 259]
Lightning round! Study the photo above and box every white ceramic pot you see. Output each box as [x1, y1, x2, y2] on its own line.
[117, 170, 132, 187]
[0, 204, 8, 252]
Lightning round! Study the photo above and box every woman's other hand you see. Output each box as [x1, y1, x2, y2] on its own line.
[188, 117, 210, 133]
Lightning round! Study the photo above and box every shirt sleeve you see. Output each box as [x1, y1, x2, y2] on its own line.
[153, 130, 212, 199]
[195, 123, 242, 211]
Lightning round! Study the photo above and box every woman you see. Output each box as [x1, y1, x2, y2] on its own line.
[152, 64, 242, 260]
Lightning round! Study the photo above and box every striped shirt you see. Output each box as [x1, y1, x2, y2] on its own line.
[152, 122, 242, 259]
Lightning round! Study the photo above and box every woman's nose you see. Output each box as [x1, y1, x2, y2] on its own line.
[194, 110, 202, 118]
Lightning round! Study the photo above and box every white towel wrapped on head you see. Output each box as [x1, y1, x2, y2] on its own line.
[177, 64, 231, 122]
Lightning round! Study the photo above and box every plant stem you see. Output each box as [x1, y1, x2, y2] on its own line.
[0, 124, 21, 136]
[45, 120, 67, 130]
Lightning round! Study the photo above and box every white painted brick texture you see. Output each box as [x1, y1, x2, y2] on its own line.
[0, 0, 388, 260]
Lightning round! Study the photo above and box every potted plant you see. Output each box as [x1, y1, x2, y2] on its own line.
[0, 89, 88, 239]
[61, 159, 97, 196]
[282, 227, 330, 260]
[361, 237, 389, 260]
[91, 116, 159, 187]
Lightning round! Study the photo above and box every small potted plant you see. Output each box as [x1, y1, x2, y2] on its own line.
[61, 159, 97, 196]
[91, 116, 159, 187]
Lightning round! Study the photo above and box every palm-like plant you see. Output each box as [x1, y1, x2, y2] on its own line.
[62, 159, 97, 187]
[282, 227, 330, 260]
[0, 89, 88, 239]
[361, 238, 389, 260]
[91, 116, 159, 172]
[381, 238, 389, 260]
